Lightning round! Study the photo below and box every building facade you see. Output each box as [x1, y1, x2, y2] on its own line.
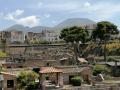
[10, 31, 24, 44]
[27, 30, 60, 43]
[41, 30, 60, 42]
[0, 30, 24, 44]
[27, 32, 43, 43]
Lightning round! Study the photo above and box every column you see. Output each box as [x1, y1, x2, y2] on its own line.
[59, 73, 63, 87]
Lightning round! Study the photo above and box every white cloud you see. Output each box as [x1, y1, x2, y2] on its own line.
[2, 1, 120, 27]
[16, 16, 40, 27]
[84, 2, 91, 7]
[82, 3, 120, 20]
[5, 14, 15, 20]
[15, 9, 24, 16]
[4, 9, 24, 20]
[4, 9, 39, 27]
[37, 1, 120, 21]
[65, 2, 120, 21]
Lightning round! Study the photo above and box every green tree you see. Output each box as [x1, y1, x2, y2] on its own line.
[60, 26, 89, 64]
[92, 21, 119, 62]
[92, 21, 119, 41]
[17, 71, 39, 90]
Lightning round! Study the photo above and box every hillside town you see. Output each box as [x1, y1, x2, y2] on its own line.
[0, 18, 120, 90]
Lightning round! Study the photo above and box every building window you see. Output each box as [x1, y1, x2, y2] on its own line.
[18, 66, 23, 68]
[46, 63, 50, 67]
[7, 80, 14, 88]
[69, 76, 74, 84]
[45, 74, 49, 80]
[7, 66, 12, 69]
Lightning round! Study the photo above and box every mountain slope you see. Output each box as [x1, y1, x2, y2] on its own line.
[53, 18, 96, 31]
[6, 24, 29, 32]
[5, 24, 51, 33]
[4, 18, 96, 33]
[30, 26, 51, 33]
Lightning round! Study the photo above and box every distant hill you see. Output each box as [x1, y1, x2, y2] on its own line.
[53, 18, 96, 32]
[4, 18, 96, 33]
[6, 24, 29, 33]
[4, 24, 51, 33]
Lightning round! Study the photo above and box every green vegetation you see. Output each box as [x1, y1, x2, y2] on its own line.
[59, 21, 119, 64]
[79, 41, 120, 59]
[106, 42, 120, 55]
[92, 21, 119, 62]
[92, 21, 119, 41]
[60, 26, 89, 64]
[70, 76, 82, 86]
[0, 51, 7, 57]
[17, 71, 39, 90]
[39, 40, 52, 44]
[93, 65, 110, 76]
[60, 26, 89, 43]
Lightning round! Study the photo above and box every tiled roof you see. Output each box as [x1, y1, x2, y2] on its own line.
[39, 67, 62, 74]
[1, 68, 32, 76]
[1, 72, 17, 76]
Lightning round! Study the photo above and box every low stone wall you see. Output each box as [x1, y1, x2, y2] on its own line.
[52, 84, 120, 90]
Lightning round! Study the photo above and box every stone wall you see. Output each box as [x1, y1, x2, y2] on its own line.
[53, 84, 120, 90]
[1, 73, 17, 90]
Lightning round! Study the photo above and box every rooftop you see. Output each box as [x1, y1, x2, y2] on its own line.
[39, 67, 62, 74]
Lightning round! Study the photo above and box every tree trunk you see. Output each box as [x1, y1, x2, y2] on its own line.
[72, 43, 79, 65]
[104, 41, 107, 62]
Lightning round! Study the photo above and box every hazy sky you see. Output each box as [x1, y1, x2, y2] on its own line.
[0, 0, 120, 29]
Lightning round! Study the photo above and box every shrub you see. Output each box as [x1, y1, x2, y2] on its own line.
[0, 51, 7, 57]
[39, 41, 52, 44]
[17, 71, 39, 90]
[93, 65, 110, 76]
[71, 76, 82, 86]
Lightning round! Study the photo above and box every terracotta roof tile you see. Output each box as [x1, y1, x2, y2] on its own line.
[39, 67, 62, 74]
